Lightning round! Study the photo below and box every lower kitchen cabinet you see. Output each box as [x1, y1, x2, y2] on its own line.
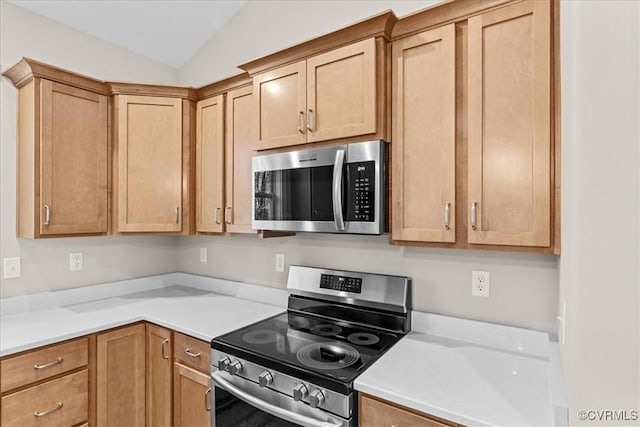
[359, 394, 461, 427]
[146, 323, 173, 427]
[174, 363, 212, 427]
[96, 323, 146, 427]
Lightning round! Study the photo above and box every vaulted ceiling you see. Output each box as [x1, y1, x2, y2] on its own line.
[8, 0, 247, 68]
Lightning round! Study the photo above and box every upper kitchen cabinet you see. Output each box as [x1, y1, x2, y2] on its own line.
[195, 94, 225, 233]
[195, 74, 259, 235]
[467, 0, 552, 248]
[240, 11, 396, 150]
[3, 58, 109, 238]
[391, 24, 456, 244]
[390, 0, 559, 253]
[109, 82, 197, 234]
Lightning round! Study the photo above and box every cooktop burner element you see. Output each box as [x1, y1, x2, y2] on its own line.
[275, 316, 310, 330]
[296, 341, 360, 370]
[310, 324, 343, 337]
[347, 332, 381, 346]
[242, 329, 281, 345]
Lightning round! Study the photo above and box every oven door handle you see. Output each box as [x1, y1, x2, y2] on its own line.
[332, 149, 346, 232]
[211, 371, 342, 427]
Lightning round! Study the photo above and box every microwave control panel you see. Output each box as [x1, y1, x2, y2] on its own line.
[346, 161, 376, 222]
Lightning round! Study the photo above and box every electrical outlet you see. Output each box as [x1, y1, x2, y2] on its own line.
[200, 247, 207, 263]
[275, 254, 285, 272]
[471, 270, 490, 297]
[69, 252, 83, 272]
[3, 257, 21, 279]
[557, 299, 566, 345]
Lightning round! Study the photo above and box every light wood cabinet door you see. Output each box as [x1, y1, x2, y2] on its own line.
[225, 85, 258, 234]
[196, 95, 225, 233]
[468, 1, 551, 247]
[96, 324, 145, 427]
[146, 324, 172, 427]
[117, 95, 183, 232]
[359, 394, 459, 427]
[306, 38, 377, 142]
[391, 25, 456, 243]
[254, 61, 306, 150]
[40, 79, 108, 236]
[173, 363, 211, 427]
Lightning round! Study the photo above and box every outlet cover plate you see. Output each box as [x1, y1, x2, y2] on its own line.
[471, 270, 490, 297]
[275, 254, 285, 272]
[69, 252, 83, 272]
[200, 247, 207, 263]
[3, 257, 21, 279]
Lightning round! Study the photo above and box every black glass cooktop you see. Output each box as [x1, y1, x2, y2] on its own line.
[213, 311, 402, 385]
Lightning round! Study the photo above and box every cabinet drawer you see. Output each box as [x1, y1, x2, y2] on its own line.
[0, 337, 88, 393]
[1, 369, 88, 427]
[174, 332, 210, 373]
[359, 394, 460, 427]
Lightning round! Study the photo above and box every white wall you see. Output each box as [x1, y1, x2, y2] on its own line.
[559, 0, 640, 424]
[0, 2, 180, 298]
[177, 0, 560, 333]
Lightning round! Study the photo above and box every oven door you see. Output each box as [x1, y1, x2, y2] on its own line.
[211, 370, 350, 427]
[252, 140, 385, 234]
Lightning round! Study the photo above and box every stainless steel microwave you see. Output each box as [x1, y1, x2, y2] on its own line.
[252, 140, 387, 234]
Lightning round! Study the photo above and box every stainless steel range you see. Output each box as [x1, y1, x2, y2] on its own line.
[210, 266, 411, 427]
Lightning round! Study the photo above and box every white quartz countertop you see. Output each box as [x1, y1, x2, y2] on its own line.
[0, 274, 286, 356]
[355, 312, 567, 427]
[1, 274, 566, 427]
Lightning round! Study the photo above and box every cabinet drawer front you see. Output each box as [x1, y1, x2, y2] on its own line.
[360, 394, 459, 427]
[0, 337, 88, 393]
[174, 332, 210, 373]
[1, 369, 88, 427]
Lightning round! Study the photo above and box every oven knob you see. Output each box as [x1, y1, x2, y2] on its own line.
[258, 371, 273, 388]
[293, 384, 308, 402]
[218, 357, 231, 372]
[309, 390, 325, 408]
[228, 360, 243, 376]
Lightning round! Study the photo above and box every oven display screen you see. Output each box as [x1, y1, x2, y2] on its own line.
[320, 274, 362, 294]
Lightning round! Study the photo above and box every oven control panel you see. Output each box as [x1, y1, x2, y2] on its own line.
[320, 274, 362, 294]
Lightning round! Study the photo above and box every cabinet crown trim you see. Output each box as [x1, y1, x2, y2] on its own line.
[196, 72, 252, 99]
[2, 57, 108, 94]
[238, 10, 397, 75]
[392, 0, 515, 40]
[106, 81, 198, 100]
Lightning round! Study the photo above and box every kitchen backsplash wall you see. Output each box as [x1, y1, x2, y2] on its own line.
[178, 235, 558, 333]
[0, 2, 180, 298]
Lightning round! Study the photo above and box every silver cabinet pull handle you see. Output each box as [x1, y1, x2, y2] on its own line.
[205, 388, 212, 411]
[225, 207, 232, 225]
[444, 202, 451, 230]
[215, 208, 221, 225]
[33, 357, 63, 370]
[184, 348, 201, 358]
[297, 111, 304, 134]
[44, 205, 51, 225]
[471, 202, 477, 230]
[306, 109, 313, 132]
[34, 402, 63, 417]
[175, 207, 180, 224]
[161, 338, 169, 360]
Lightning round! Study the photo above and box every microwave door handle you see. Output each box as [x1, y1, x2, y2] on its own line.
[332, 149, 346, 231]
[211, 371, 341, 427]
